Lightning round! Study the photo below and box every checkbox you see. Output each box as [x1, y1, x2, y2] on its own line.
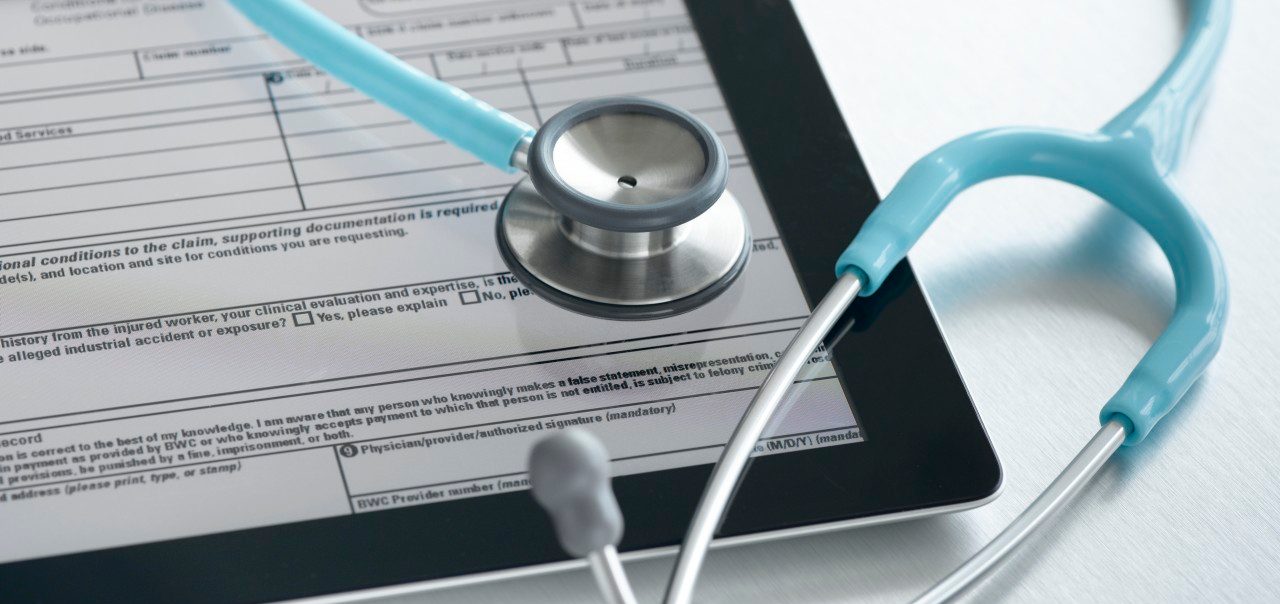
[459, 290, 481, 305]
[292, 311, 314, 326]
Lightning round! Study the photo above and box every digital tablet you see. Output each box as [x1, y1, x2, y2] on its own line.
[0, 0, 999, 601]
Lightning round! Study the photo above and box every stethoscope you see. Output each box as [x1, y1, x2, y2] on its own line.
[229, 1, 1230, 602]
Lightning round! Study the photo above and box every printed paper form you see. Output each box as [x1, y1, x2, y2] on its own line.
[0, 0, 861, 563]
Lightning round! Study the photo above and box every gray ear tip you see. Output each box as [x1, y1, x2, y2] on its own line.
[531, 428, 608, 462]
[527, 429, 624, 556]
[528, 428, 609, 503]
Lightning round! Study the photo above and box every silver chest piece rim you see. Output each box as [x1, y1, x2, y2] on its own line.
[497, 97, 751, 320]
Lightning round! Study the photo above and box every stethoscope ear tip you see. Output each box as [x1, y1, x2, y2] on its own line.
[528, 429, 624, 557]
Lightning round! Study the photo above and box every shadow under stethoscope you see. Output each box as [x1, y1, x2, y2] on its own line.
[911, 199, 1214, 464]
[920, 202, 1175, 343]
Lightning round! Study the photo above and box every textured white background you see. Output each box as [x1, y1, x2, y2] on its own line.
[408, 1, 1280, 601]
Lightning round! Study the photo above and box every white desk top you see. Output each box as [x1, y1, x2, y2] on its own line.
[412, 1, 1280, 601]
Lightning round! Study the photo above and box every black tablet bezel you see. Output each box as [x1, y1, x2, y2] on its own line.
[0, 1, 999, 601]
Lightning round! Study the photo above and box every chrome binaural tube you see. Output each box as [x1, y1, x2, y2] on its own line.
[662, 272, 864, 604]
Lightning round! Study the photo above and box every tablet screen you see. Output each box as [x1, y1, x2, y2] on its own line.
[0, 0, 862, 565]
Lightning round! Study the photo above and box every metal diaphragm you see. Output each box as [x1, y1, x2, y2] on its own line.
[496, 97, 751, 320]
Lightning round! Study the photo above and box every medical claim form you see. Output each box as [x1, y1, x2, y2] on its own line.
[0, 0, 861, 564]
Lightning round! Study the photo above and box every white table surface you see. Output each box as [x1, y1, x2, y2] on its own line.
[402, 1, 1280, 601]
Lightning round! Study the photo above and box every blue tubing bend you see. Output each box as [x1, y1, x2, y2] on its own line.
[836, 0, 1231, 445]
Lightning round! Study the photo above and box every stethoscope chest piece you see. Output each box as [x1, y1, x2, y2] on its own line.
[497, 97, 751, 320]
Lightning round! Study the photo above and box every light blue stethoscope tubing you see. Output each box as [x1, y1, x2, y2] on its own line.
[225, 0, 1231, 601]
[226, 0, 534, 171]
[670, 1, 1230, 601]
[837, 0, 1229, 446]
[231, 0, 1229, 446]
